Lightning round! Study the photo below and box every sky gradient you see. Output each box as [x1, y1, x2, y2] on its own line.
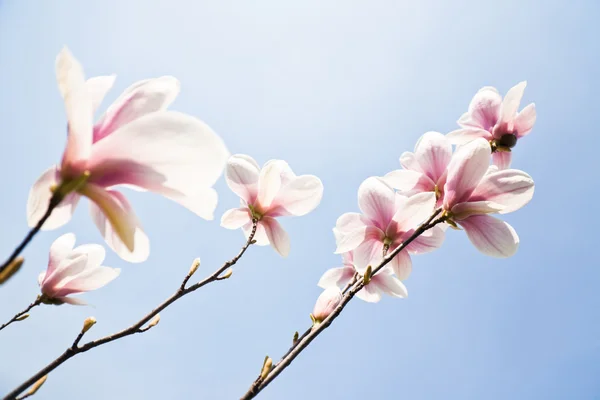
[1, 0, 599, 399]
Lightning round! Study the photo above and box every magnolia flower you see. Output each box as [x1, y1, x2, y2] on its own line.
[447, 82, 536, 169]
[312, 287, 342, 323]
[333, 177, 444, 280]
[38, 233, 120, 305]
[442, 138, 534, 257]
[383, 131, 451, 206]
[220, 155, 323, 257]
[27, 47, 228, 262]
[318, 251, 407, 303]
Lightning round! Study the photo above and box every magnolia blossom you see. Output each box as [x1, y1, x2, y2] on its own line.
[318, 251, 407, 303]
[38, 233, 120, 305]
[442, 138, 534, 257]
[383, 131, 451, 206]
[220, 155, 323, 257]
[312, 287, 342, 323]
[27, 47, 228, 262]
[333, 177, 444, 280]
[447, 82, 536, 169]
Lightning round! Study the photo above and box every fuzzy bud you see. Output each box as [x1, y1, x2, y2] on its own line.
[260, 356, 273, 380]
[82, 317, 97, 334]
[312, 287, 342, 324]
[25, 375, 48, 397]
[188, 258, 201, 277]
[0, 256, 24, 284]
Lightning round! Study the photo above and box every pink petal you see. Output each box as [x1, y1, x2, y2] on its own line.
[242, 220, 269, 245]
[272, 175, 323, 217]
[85, 75, 116, 113]
[93, 76, 180, 142]
[312, 287, 343, 321]
[498, 81, 527, 128]
[333, 212, 373, 254]
[256, 160, 289, 210]
[353, 238, 384, 274]
[27, 167, 81, 230]
[371, 267, 408, 298]
[57, 297, 88, 305]
[443, 138, 491, 210]
[413, 131, 452, 182]
[358, 177, 396, 230]
[458, 215, 519, 258]
[405, 225, 445, 254]
[389, 250, 412, 280]
[399, 151, 423, 172]
[53, 266, 120, 297]
[391, 192, 436, 235]
[71, 244, 106, 268]
[514, 103, 536, 138]
[46, 233, 77, 279]
[262, 216, 290, 257]
[450, 201, 504, 220]
[225, 154, 260, 203]
[469, 169, 534, 214]
[88, 111, 229, 220]
[84, 185, 149, 263]
[56, 47, 93, 174]
[41, 253, 88, 297]
[221, 208, 252, 229]
[317, 266, 355, 289]
[466, 86, 502, 131]
[492, 151, 512, 169]
[356, 284, 383, 303]
[446, 128, 492, 145]
[383, 169, 434, 194]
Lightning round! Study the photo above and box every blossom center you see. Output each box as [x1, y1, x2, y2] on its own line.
[490, 134, 517, 153]
[248, 204, 264, 221]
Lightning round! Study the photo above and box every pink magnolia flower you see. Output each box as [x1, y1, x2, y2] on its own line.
[312, 287, 342, 323]
[333, 177, 444, 280]
[442, 138, 534, 257]
[447, 82, 536, 169]
[220, 155, 323, 257]
[27, 47, 229, 262]
[318, 251, 407, 303]
[383, 131, 451, 207]
[38, 233, 120, 305]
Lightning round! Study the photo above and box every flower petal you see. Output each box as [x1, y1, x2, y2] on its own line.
[333, 212, 371, 254]
[262, 216, 290, 257]
[56, 47, 93, 169]
[53, 266, 120, 297]
[389, 250, 412, 280]
[71, 244, 106, 268]
[93, 76, 180, 142]
[257, 160, 288, 209]
[221, 208, 252, 230]
[391, 192, 437, 234]
[492, 151, 512, 169]
[358, 177, 396, 229]
[469, 169, 534, 214]
[41, 253, 88, 297]
[84, 185, 149, 263]
[274, 175, 323, 216]
[47, 233, 77, 279]
[458, 215, 519, 258]
[382, 169, 432, 193]
[242, 221, 269, 245]
[466, 86, 502, 131]
[356, 284, 383, 303]
[514, 103, 536, 138]
[225, 154, 260, 203]
[413, 131, 452, 182]
[371, 268, 408, 298]
[85, 75, 116, 113]
[443, 138, 491, 210]
[89, 111, 229, 220]
[498, 81, 527, 127]
[405, 225, 445, 254]
[451, 201, 505, 220]
[353, 238, 384, 274]
[446, 128, 492, 145]
[399, 151, 422, 172]
[27, 166, 81, 230]
[317, 266, 355, 289]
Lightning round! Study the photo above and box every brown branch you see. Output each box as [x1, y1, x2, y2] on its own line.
[240, 209, 444, 400]
[0, 297, 42, 332]
[3, 220, 259, 400]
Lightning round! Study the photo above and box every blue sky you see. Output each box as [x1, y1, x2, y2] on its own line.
[1, 0, 599, 399]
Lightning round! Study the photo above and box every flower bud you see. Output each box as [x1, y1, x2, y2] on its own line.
[312, 287, 342, 324]
[25, 375, 48, 397]
[188, 258, 201, 277]
[82, 317, 97, 333]
[0, 256, 24, 284]
[260, 356, 273, 380]
[148, 314, 161, 329]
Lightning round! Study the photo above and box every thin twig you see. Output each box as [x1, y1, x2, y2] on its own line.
[240, 209, 444, 400]
[0, 297, 42, 332]
[0, 194, 62, 277]
[3, 220, 259, 400]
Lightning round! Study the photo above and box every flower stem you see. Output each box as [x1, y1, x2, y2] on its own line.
[0, 297, 42, 333]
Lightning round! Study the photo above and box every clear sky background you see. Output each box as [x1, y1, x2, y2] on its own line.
[0, 0, 599, 399]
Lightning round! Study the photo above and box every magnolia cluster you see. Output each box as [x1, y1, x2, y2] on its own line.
[314, 83, 536, 317]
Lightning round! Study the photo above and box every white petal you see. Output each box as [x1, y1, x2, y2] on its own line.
[317, 266, 355, 289]
[399, 151, 422, 172]
[389, 250, 412, 280]
[469, 169, 534, 214]
[446, 128, 492, 145]
[275, 175, 323, 216]
[54, 266, 120, 296]
[333, 213, 370, 254]
[405, 226, 446, 254]
[458, 215, 519, 258]
[221, 208, 252, 230]
[371, 268, 408, 298]
[27, 166, 80, 230]
[47, 233, 77, 278]
[392, 192, 436, 233]
[85, 75, 116, 113]
[382, 169, 425, 192]
[358, 177, 396, 229]
[262, 217, 290, 257]
[499, 81, 527, 126]
[225, 154, 260, 203]
[71, 244, 106, 268]
[514, 103, 536, 138]
[257, 160, 288, 209]
[243, 221, 269, 246]
[413, 131, 452, 182]
[356, 284, 383, 303]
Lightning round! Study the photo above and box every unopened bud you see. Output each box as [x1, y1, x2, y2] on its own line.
[260, 356, 273, 380]
[188, 258, 200, 277]
[220, 268, 233, 279]
[26, 375, 48, 396]
[0, 256, 24, 284]
[15, 314, 30, 321]
[292, 331, 299, 345]
[312, 287, 342, 324]
[82, 317, 97, 333]
[363, 265, 372, 285]
[148, 314, 161, 329]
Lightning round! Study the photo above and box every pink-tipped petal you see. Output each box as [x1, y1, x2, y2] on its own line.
[53, 266, 120, 297]
[450, 201, 505, 220]
[371, 268, 408, 298]
[262, 216, 290, 257]
[58, 297, 88, 305]
[94, 76, 180, 142]
[84, 185, 149, 263]
[89, 111, 229, 220]
[399, 151, 422, 172]
[317, 266, 355, 289]
[27, 167, 81, 230]
[498, 81, 527, 127]
[71, 244, 106, 268]
[383, 169, 431, 193]
[466, 86, 502, 131]
[353, 238, 385, 274]
[41, 253, 88, 297]
[56, 47, 93, 171]
[85, 75, 116, 113]
[405, 225, 445, 254]
[492, 151, 512, 169]
[46, 233, 77, 278]
[391, 192, 436, 234]
[243, 220, 269, 246]
[443, 138, 491, 210]
[458, 215, 519, 258]
[514, 103, 536, 138]
[221, 208, 252, 230]
[257, 160, 288, 210]
[225, 154, 260, 203]
[390, 250, 412, 280]
[469, 169, 534, 214]
[358, 177, 396, 230]
[333, 212, 371, 254]
[446, 128, 492, 145]
[356, 284, 383, 303]
[413, 132, 452, 182]
[274, 175, 323, 217]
